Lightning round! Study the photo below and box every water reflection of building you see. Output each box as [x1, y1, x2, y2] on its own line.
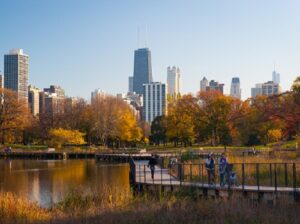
[31, 171, 41, 204]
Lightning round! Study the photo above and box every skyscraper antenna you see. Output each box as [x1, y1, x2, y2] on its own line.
[137, 26, 140, 48]
[145, 25, 149, 47]
[274, 61, 276, 71]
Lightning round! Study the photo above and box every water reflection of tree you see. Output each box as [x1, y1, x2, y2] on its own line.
[0, 160, 130, 207]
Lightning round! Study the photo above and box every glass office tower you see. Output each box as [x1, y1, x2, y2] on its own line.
[133, 48, 153, 95]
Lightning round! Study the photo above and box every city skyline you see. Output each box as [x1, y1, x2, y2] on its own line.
[1, 1, 300, 100]
[0, 47, 289, 101]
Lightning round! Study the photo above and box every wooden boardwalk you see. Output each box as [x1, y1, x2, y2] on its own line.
[0, 151, 95, 160]
[133, 160, 300, 194]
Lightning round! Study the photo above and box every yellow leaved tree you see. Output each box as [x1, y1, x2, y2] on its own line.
[48, 128, 86, 149]
[267, 129, 283, 143]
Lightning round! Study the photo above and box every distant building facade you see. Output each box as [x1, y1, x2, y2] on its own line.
[251, 81, 281, 98]
[251, 84, 263, 98]
[128, 76, 133, 93]
[117, 92, 142, 119]
[230, 77, 241, 99]
[91, 89, 106, 103]
[43, 85, 65, 99]
[64, 97, 80, 114]
[143, 82, 167, 123]
[4, 49, 29, 102]
[0, 72, 3, 89]
[262, 81, 281, 96]
[39, 85, 66, 116]
[200, 77, 208, 92]
[272, 70, 280, 84]
[207, 80, 224, 94]
[167, 66, 180, 97]
[133, 48, 153, 95]
[28, 86, 40, 116]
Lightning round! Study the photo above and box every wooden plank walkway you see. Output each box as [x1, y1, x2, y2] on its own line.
[134, 160, 300, 193]
[0, 152, 95, 160]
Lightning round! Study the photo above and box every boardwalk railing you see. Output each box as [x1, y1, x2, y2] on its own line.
[172, 163, 299, 191]
[133, 162, 300, 194]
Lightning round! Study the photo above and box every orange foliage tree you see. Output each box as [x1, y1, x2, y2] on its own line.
[0, 88, 29, 144]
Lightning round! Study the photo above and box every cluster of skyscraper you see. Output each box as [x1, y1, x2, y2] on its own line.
[1, 47, 283, 124]
[1, 49, 74, 118]
[126, 48, 181, 123]
[91, 48, 176, 123]
[200, 70, 281, 100]
[200, 77, 242, 100]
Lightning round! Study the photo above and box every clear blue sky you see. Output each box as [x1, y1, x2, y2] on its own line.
[1, 0, 300, 99]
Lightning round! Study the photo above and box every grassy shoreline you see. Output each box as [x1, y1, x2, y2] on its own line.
[1, 189, 300, 224]
[2, 139, 298, 152]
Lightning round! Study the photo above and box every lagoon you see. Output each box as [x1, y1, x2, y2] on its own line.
[0, 159, 130, 208]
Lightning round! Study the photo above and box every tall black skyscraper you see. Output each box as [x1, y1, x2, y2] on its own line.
[133, 48, 153, 94]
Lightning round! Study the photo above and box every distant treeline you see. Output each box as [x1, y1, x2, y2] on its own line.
[1, 76, 300, 148]
[149, 77, 300, 148]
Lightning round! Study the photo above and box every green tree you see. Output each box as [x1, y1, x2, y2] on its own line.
[150, 116, 167, 145]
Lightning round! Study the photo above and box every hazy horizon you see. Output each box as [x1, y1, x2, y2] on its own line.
[1, 0, 300, 100]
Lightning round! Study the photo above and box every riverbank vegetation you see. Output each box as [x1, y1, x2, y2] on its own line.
[1, 189, 300, 224]
[2, 76, 300, 150]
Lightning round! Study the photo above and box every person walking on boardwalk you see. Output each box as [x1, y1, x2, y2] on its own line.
[218, 153, 228, 187]
[205, 152, 215, 186]
[148, 154, 158, 179]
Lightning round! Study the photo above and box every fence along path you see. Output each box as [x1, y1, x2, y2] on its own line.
[133, 160, 300, 193]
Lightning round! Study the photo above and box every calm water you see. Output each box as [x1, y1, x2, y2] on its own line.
[0, 159, 130, 208]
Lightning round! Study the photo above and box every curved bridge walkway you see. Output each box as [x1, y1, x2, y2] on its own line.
[131, 160, 300, 200]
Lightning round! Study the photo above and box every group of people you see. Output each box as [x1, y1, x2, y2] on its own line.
[4, 146, 12, 153]
[147, 153, 238, 187]
[205, 152, 237, 187]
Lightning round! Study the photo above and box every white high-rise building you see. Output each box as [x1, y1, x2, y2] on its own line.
[28, 86, 40, 116]
[200, 77, 208, 92]
[272, 70, 280, 84]
[143, 82, 167, 123]
[230, 77, 241, 99]
[167, 66, 180, 96]
[4, 49, 29, 102]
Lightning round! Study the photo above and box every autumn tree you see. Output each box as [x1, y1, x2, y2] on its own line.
[139, 121, 151, 144]
[195, 91, 237, 147]
[90, 95, 142, 147]
[285, 76, 300, 137]
[267, 129, 283, 143]
[48, 128, 86, 149]
[231, 90, 290, 146]
[0, 88, 29, 144]
[166, 95, 197, 147]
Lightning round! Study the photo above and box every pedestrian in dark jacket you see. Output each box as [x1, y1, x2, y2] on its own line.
[205, 152, 215, 186]
[219, 153, 228, 187]
[148, 155, 157, 179]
